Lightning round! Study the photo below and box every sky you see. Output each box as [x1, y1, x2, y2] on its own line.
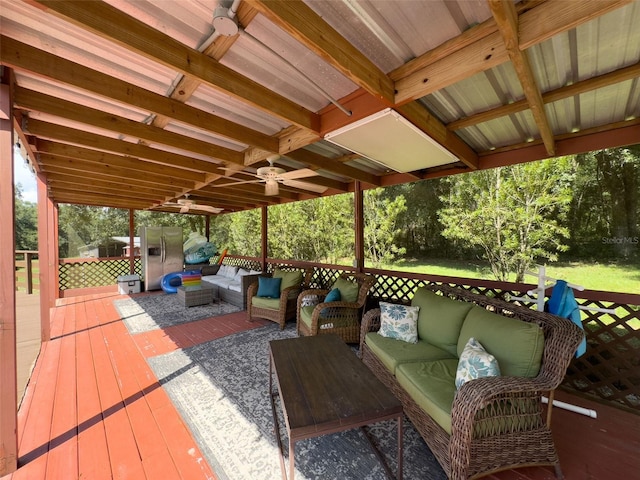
[13, 146, 38, 203]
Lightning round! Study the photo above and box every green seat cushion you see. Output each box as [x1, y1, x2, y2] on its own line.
[457, 306, 544, 378]
[396, 359, 459, 434]
[411, 288, 474, 356]
[332, 277, 359, 303]
[365, 332, 455, 373]
[273, 268, 303, 292]
[251, 296, 280, 310]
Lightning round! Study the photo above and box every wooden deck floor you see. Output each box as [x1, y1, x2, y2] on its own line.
[2, 292, 639, 480]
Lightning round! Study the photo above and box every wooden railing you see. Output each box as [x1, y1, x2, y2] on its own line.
[15, 250, 38, 294]
[57, 254, 640, 414]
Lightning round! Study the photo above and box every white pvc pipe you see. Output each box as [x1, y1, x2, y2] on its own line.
[542, 395, 597, 419]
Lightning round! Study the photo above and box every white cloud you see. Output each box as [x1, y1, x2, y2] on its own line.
[13, 147, 38, 203]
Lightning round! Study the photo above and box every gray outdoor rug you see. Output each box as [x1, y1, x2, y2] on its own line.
[147, 323, 447, 480]
[113, 293, 241, 334]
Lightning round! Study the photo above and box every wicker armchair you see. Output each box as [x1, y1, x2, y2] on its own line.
[360, 284, 584, 480]
[296, 272, 375, 344]
[247, 267, 313, 330]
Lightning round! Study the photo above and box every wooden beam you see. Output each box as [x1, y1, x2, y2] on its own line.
[518, 0, 634, 50]
[245, 0, 395, 105]
[23, 119, 221, 173]
[32, 1, 320, 131]
[39, 153, 194, 188]
[480, 119, 640, 168]
[36, 140, 209, 182]
[489, 0, 555, 156]
[286, 149, 381, 186]
[0, 36, 278, 152]
[393, 0, 632, 103]
[44, 171, 184, 194]
[14, 87, 245, 165]
[448, 61, 640, 131]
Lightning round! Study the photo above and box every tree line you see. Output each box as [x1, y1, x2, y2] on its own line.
[14, 146, 639, 282]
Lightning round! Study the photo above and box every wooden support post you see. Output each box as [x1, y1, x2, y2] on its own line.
[354, 181, 365, 273]
[128, 209, 135, 274]
[261, 206, 268, 272]
[36, 171, 53, 341]
[0, 71, 18, 476]
[25, 252, 33, 294]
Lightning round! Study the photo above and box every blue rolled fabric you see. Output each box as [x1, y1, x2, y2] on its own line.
[546, 280, 587, 357]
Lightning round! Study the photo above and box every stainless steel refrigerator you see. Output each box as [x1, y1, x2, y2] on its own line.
[140, 226, 183, 291]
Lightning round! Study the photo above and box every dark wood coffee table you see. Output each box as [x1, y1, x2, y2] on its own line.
[268, 334, 403, 480]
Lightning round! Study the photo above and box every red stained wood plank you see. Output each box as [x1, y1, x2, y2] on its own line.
[87, 313, 145, 480]
[44, 330, 78, 480]
[76, 299, 111, 480]
[154, 404, 216, 480]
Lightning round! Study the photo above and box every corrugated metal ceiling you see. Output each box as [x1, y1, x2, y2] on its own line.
[2, 0, 638, 214]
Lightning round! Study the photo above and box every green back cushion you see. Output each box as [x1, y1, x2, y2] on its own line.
[457, 306, 545, 377]
[273, 268, 303, 292]
[411, 288, 473, 356]
[332, 277, 359, 303]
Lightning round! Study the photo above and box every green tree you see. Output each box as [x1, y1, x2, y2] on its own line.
[14, 184, 38, 250]
[439, 158, 573, 282]
[568, 147, 639, 259]
[364, 187, 407, 266]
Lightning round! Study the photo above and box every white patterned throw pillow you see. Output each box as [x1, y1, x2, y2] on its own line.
[455, 337, 501, 389]
[378, 302, 420, 344]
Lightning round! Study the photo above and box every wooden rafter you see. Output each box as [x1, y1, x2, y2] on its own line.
[0, 36, 278, 153]
[15, 88, 245, 165]
[448, 61, 640, 131]
[245, 0, 395, 105]
[31, 0, 320, 131]
[393, 0, 633, 103]
[489, 0, 555, 156]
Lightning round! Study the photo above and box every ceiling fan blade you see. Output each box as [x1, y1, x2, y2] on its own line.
[214, 179, 263, 188]
[180, 205, 189, 213]
[265, 181, 279, 196]
[278, 168, 318, 180]
[193, 205, 223, 214]
[281, 179, 328, 194]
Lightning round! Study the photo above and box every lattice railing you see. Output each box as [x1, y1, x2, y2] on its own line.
[59, 255, 639, 413]
[58, 257, 142, 290]
[244, 258, 639, 414]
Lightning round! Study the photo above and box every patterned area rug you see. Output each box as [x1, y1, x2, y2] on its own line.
[147, 323, 447, 480]
[113, 293, 241, 334]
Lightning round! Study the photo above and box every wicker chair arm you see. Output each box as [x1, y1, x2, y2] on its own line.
[359, 308, 381, 352]
[448, 374, 553, 476]
[307, 300, 359, 332]
[246, 279, 259, 298]
[296, 288, 329, 313]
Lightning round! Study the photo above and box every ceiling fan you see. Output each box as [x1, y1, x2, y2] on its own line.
[161, 195, 223, 214]
[216, 154, 328, 196]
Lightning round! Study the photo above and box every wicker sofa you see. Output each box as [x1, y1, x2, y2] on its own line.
[200, 264, 261, 309]
[360, 284, 583, 480]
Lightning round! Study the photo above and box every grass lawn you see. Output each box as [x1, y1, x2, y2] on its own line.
[381, 258, 640, 295]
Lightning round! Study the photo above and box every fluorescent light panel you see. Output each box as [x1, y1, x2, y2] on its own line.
[324, 108, 458, 173]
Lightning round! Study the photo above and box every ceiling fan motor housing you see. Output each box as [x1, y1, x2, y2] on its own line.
[256, 165, 286, 179]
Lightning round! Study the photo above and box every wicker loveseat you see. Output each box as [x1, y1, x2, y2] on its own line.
[200, 264, 261, 309]
[360, 284, 583, 480]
